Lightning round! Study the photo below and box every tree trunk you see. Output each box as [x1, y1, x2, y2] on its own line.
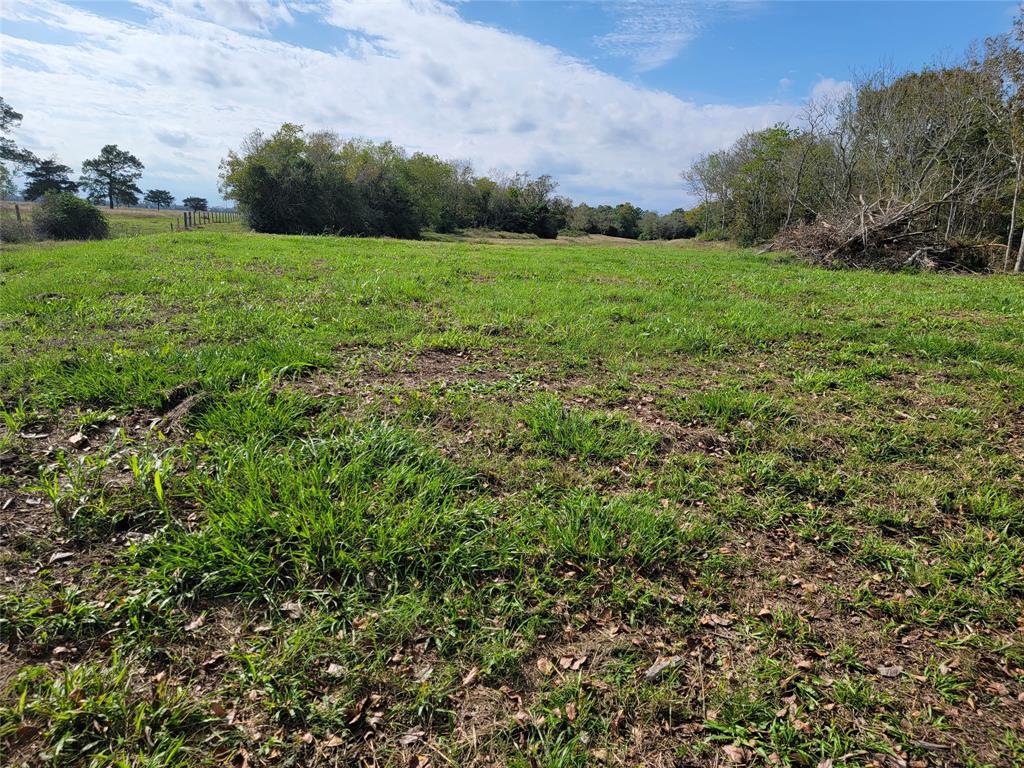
[1016, 228, 1024, 272]
[1006, 157, 1022, 272]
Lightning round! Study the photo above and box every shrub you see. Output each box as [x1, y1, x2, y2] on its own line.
[0, 217, 35, 243]
[33, 192, 109, 240]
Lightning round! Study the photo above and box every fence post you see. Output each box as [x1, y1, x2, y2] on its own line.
[14, 204, 21, 222]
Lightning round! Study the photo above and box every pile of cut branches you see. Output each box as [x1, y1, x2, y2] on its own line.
[773, 198, 994, 272]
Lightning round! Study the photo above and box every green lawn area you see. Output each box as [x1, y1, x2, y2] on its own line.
[1, 231, 1023, 767]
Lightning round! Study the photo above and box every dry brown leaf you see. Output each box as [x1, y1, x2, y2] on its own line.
[722, 744, 749, 764]
[877, 663, 903, 678]
[643, 655, 683, 680]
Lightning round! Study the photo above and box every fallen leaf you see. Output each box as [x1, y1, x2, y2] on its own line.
[201, 652, 225, 669]
[14, 724, 40, 741]
[564, 701, 577, 721]
[48, 551, 75, 564]
[399, 729, 425, 746]
[536, 657, 554, 675]
[643, 655, 683, 681]
[722, 744, 749, 764]
[877, 663, 903, 678]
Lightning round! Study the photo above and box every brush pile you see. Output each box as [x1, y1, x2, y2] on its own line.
[772, 199, 994, 272]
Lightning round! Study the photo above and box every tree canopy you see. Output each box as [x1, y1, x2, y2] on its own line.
[23, 158, 78, 200]
[144, 189, 174, 210]
[220, 124, 570, 239]
[81, 145, 144, 209]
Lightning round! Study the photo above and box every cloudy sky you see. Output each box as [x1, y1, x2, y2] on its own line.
[0, 0, 1013, 210]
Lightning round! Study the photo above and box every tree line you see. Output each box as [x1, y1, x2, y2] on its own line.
[219, 124, 694, 241]
[1, 99, 209, 213]
[682, 14, 1024, 271]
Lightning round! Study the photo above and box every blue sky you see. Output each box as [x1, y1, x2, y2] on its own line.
[1, 1, 1016, 211]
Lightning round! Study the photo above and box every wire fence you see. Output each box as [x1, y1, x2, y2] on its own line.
[1, 202, 243, 238]
[174, 209, 242, 231]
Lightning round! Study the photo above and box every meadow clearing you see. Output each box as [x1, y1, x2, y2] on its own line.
[1, 231, 1023, 767]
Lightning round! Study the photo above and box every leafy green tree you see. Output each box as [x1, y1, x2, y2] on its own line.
[183, 196, 208, 211]
[0, 97, 35, 168]
[144, 189, 174, 210]
[220, 124, 414, 237]
[0, 165, 15, 200]
[81, 145, 144, 209]
[23, 158, 78, 200]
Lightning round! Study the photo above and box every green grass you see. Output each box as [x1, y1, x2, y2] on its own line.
[1, 231, 1023, 767]
[1, 202, 243, 238]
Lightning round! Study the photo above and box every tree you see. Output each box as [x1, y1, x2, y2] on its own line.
[80, 145, 144, 209]
[0, 97, 35, 168]
[144, 189, 174, 210]
[1, 97, 36, 200]
[23, 158, 78, 200]
[0, 166, 15, 200]
[183, 196, 208, 211]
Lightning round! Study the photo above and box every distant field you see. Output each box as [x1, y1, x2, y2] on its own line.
[0, 201, 244, 237]
[1, 232, 1023, 767]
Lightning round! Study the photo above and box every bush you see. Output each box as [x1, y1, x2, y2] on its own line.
[0, 217, 35, 243]
[34, 192, 109, 240]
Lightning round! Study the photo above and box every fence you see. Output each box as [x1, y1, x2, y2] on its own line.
[173, 209, 242, 232]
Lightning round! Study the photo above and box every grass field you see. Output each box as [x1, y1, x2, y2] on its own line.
[1, 231, 1023, 767]
[1, 202, 244, 238]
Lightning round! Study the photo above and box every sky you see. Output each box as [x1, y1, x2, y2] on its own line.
[0, 0, 1016, 211]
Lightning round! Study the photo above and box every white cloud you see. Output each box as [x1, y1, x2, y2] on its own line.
[810, 76, 853, 102]
[1, 0, 805, 209]
[166, 0, 295, 32]
[595, 0, 703, 72]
